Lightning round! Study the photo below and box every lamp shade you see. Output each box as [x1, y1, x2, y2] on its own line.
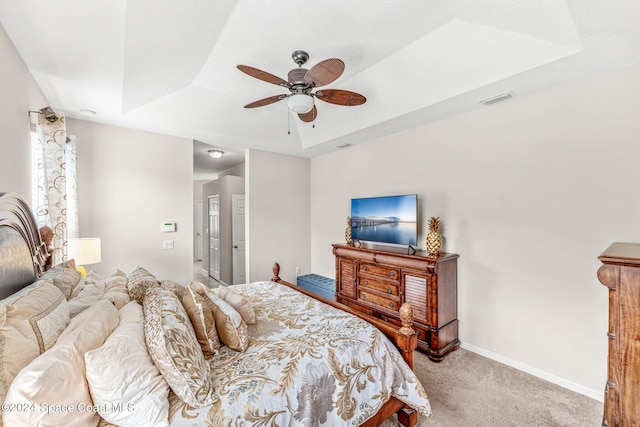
[67, 238, 102, 266]
[287, 94, 314, 114]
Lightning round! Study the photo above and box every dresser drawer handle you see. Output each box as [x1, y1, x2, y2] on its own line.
[389, 301, 394, 308]
[363, 266, 367, 271]
[387, 289, 392, 294]
[364, 280, 369, 286]
[361, 293, 366, 300]
[389, 272, 395, 278]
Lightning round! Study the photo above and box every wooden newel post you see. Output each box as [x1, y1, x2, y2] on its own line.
[398, 303, 417, 367]
[272, 262, 281, 282]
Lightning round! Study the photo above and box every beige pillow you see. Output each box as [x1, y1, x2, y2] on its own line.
[103, 291, 131, 309]
[105, 269, 129, 294]
[143, 287, 217, 408]
[182, 286, 220, 358]
[212, 286, 256, 324]
[3, 299, 118, 427]
[202, 291, 249, 352]
[160, 279, 186, 300]
[102, 270, 131, 309]
[86, 301, 170, 427]
[38, 264, 84, 299]
[66, 270, 106, 317]
[0, 281, 70, 408]
[128, 266, 160, 304]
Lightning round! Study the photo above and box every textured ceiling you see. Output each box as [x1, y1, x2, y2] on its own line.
[2, 1, 640, 177]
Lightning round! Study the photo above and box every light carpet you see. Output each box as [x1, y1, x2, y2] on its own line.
[381, 348, 602, 427]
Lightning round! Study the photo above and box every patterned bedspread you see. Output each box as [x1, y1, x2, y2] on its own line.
[104, 281, 431, 427]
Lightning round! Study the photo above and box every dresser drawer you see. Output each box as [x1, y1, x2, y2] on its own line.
[412, 324, 429, 342]
[359, 290, 400, 311]
[376, 313, 428, 342]
[338, 297, 375, 316]
[359, 262, 400, 282]
[359, 276, 399, 296]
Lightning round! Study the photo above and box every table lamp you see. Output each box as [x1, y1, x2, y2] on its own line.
[67, 238, 101, 277]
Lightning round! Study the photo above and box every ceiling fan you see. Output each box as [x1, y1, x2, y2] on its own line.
[237, 50, 366, 123]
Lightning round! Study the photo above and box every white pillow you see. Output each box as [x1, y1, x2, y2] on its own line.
[3, 299, 119, 427]
[85, 301, 170, 427]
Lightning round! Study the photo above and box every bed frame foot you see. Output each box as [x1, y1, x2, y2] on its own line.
[397, 407, 418, 427]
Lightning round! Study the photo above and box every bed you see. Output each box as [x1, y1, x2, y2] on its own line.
[0, 192, 431, 427]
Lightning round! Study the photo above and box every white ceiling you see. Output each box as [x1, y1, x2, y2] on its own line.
[2, 1, 640, 176]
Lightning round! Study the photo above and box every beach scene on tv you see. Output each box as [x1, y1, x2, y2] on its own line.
[350, 194, 417, 246]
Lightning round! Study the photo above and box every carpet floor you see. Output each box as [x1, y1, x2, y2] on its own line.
[380, 348, 603, 427]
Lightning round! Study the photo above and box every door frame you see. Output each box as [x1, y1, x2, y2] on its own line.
[231, 194, 246, 284]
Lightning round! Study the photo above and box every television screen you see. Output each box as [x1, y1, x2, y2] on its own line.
[350, 194, 418, 246]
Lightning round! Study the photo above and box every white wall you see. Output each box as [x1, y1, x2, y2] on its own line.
[310, 63, 640, 398]
[67, 119, 194, 284]
[246, 149, 310, 284]
[0, 24, 49, 196]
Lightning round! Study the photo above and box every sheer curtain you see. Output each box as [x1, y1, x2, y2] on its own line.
[31, 108, 79, 265]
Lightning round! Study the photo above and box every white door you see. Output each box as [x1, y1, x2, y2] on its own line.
[232, 194, 246, 285]
[194, 200, 203, 261]
[208, 195, 220, 280]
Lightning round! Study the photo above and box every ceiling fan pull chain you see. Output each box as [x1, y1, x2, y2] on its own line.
[287, 109, 291, 135]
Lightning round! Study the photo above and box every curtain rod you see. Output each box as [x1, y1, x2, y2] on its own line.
[28, 107, 58, 123]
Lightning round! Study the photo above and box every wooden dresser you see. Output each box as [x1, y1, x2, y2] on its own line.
[597, 242, 640, 426]
[333, 243, 459, 361]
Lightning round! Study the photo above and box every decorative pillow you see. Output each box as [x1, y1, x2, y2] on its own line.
[128, 266, 160, 304]
[3, 299, 118, 427]
[202, 291, 249, 352]
[182, 285, 220, 358]
[66, 270, 107, 317]
[143, 287, 217, 408]
[0, 281, 70, 407]
[160, 279, 186, 300]
[86, 301, 170, 427]
[212, 286, 256, 324]
[38, 264, 84, 299]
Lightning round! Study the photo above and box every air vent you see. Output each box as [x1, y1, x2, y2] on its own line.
[480, 92, 513, 106]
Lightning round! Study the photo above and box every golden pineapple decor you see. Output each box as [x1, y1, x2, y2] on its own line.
[426, 216, 443, 257]
[345, 216, 353, 246]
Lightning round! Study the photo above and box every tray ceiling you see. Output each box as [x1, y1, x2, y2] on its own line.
[2, 1, 640, 168]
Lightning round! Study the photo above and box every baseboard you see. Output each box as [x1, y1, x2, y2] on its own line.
[460, 342, 604, 402]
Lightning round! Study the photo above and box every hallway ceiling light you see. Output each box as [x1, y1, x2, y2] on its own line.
[208, 149, 224, 159]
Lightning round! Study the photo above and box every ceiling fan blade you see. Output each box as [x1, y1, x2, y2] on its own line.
[298, 105, 317, 122]
[315, 89, 366, 106]
[304, 58, 345, 87]
[237, 65, 290, 88]
[244, 94, 287, 108]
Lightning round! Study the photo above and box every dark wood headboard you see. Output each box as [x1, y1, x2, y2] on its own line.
[0, 193, 49, 299]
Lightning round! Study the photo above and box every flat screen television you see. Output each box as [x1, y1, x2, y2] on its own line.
[350, 194, 418, 247]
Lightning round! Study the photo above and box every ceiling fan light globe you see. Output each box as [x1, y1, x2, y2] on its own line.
[287, 94, 314, 114]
